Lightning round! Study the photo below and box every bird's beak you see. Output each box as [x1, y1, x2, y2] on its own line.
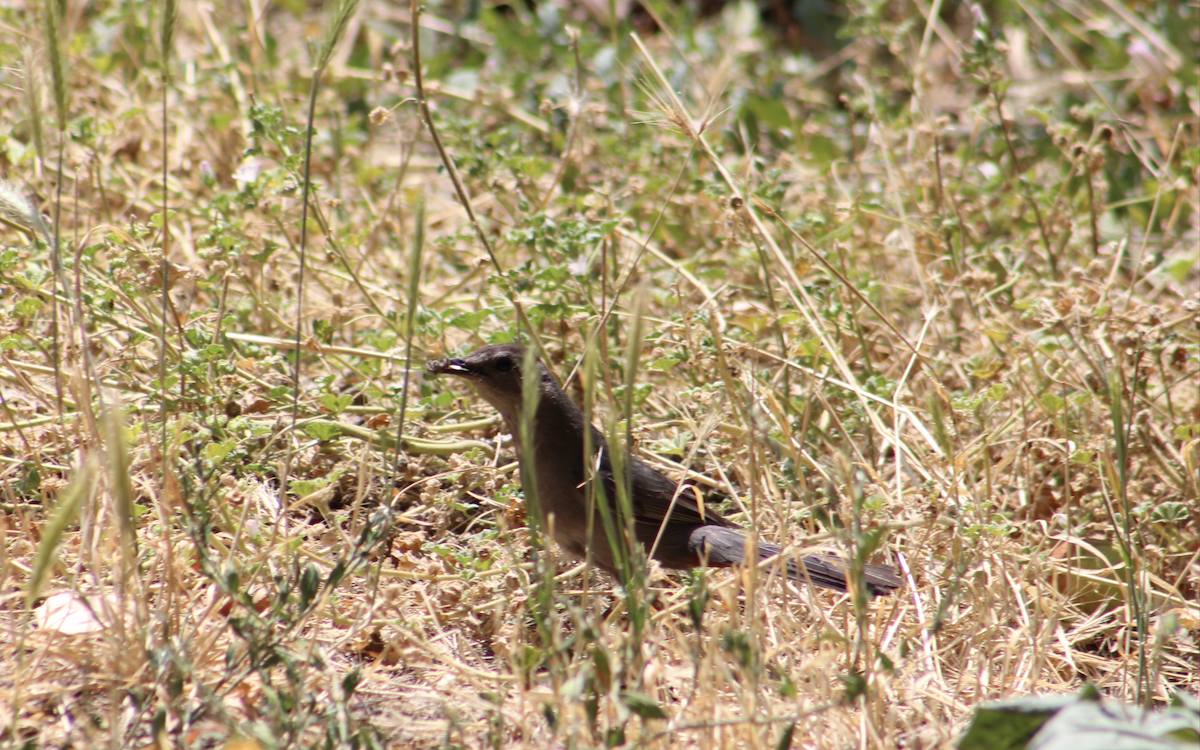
[426, 358, 474, 377]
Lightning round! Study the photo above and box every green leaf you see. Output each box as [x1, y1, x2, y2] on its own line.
[290, 474, 334, 498]
[1069, 450, 1095, 466]
[796, 337, 823, 359]
[1039, 393, 1065, 413]
[149, 375, 179, 391]
[1150, 501, 1190, 524]
[775, 723, 795, 750]
[959, 688, 1200, 750]
[619, 691, 667, 720]
[27, 471, 89, 607]
[298, 563, 320, 608]
[305, 422, 342, 442]
[0, 249, 20, 271]
[1166, 257, 1194, 282]
[313, 318, 334, 343]
[14, 297, 44, 316]
[321, 393, 354, 414]
[1172, 424, 1200, 440]
[148, 210, 177, 228]
[1028, 698, 1199, 749]
[204, 439, 238, 464]
[958, 693, 1075, 750]
[449, 309, 492, 330]
[647, 354, 683, 372]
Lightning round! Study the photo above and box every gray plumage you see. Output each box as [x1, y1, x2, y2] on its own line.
[427, 343, 902, 596]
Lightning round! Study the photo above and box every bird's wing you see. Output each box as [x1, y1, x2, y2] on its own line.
[596, 445, 730, 528]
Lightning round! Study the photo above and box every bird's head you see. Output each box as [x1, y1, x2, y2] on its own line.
[427, 343, 543, 425]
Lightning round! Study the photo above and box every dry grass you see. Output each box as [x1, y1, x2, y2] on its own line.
[0, 0, 1197, 748]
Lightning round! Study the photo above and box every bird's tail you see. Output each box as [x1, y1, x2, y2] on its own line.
[689, 526, 902, 597]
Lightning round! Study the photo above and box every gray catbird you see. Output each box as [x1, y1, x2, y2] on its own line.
[427, 343, 902, 596]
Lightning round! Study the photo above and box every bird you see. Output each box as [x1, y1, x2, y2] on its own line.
[426, 343, 902, 596]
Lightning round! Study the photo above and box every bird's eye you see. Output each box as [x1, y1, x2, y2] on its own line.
[494, 356, 514, 373]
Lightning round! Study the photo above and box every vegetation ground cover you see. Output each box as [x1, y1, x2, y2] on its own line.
[0, 0, 1197, 747]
